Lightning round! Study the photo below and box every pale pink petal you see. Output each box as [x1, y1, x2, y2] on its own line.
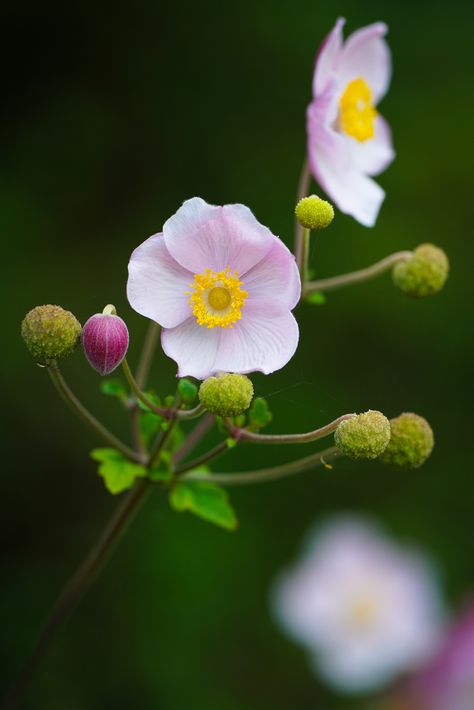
[127, 234, 192, 329]
[161, 318, 222, 380]
[347, 115, 395, 177]
[243, 238, 301, 310]
[214, 301, 299, 375]
[162, 197, 221, 244]
[338, 22, 391, 103]
[164, 202, 274, 276]
[313, 17, 345, 97]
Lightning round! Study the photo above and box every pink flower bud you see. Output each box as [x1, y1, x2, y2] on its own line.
[82, 305, 129, 375]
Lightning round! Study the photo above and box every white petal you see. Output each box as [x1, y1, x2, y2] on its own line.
[348, 115, 395, 177]
[339, 22, 391, 103]
[161, 318, 222, 380]
[164, 201, 274, 276]
[127, 234, 193, 328]
[214, 302, 299, 375]
[313, 17, 345, 97]
[162, 197, 221, 243]
[243, 237, 301, 310]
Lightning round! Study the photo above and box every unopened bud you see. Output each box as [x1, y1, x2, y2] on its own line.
[335, 410, 391, 460]
[178, 378, 198, 404]
[392, 244, 449, 297]
[295, 195, 334, 230]
[199, 373, 254, 417]
[82, 305, 129, 375]
[21, 304, 82, 364]
[380, 413, 434, 469]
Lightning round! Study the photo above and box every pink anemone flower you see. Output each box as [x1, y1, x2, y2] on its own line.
[308, 18, 395, 227]
[127, 197, 301, 380]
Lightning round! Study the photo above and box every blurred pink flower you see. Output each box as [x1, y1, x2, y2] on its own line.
[272, 517, 444, 694]
[127, 197, 300, 380]
[307, 18, 395, 227]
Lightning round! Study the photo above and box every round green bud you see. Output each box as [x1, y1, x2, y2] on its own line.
[21, 305, 82, 364]
[380, 413, 434, 469]
[199, 373, 254, 417]
[392, 244, 449, 297]
[335, 410, 391, 460]
[295, 195, 334, 230]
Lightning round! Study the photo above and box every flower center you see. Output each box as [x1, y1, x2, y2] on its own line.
[339, 78, 377, 142]
[346, 594, 379, 630]
[188, 268, 248, 329]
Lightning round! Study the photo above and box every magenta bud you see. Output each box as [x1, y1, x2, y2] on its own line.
[82, 305, 129, 375]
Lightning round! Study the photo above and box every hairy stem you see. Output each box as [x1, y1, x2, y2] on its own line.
[304, 251, 413, 295]
[182, 446, 342, 486]
[1, 480, 152, 710]
[295, 157, 311, 270]
[48, 365, 144, 464]
[227, 413, 355, 445]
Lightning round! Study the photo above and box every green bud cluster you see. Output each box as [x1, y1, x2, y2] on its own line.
[380, 413, 434, 469]
[199, 373, 254, 417]
[295, 195, 334, 230]
[392, 244, 449, 297]
[335, 410, 391, 460]
[21, 305, 82, 364]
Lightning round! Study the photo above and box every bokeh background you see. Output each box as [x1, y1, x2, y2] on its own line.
[2, 0, 473, 708]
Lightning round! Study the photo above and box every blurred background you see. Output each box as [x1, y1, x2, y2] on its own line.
[2, 0, 473, 707]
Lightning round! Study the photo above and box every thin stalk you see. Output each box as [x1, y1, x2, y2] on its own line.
[122, 358, 168, 417]
[300, 227, 311, 286]
[174, 440, 230, 476]
[227, 413, 355, 445]
[149, 417, 178, 469]
[135, 321, 160, 390]
[304, 251, 413, 295]
[295, 157, 311, 269]
[172, 413, 215, 466]
[182, 446, 341, 486]
[48, 365, 144, 464]
[1, 480, 152, 710]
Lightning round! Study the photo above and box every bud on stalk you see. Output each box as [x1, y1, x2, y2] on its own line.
[82, 305, 129, 375]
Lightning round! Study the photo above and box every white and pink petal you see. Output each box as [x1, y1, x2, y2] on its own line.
[161, 318, 222, 380]
[243, 238, 301, 310]
[338, 22, 391, 103]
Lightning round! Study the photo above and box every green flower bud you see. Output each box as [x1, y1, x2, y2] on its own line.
[335, 410, 391, 460]
[178, 378, 198, 404]
[392, 244, 449, 297]
[21, 305, 82, 364]
[380, 413, 434, 469]
[199, 373, 254, 417]
[295, 195, 334, 230]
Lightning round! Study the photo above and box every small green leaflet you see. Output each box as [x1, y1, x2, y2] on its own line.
[248, 397, 272, 429]
[169, 481, 238, 531]
[91, 448, 147, 494]
[100, 379, 128, 403]
[306, 290, 326, 305]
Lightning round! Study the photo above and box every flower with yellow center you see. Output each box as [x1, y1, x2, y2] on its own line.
[127, 198, 301, 379]
[307, 18, 395, 227]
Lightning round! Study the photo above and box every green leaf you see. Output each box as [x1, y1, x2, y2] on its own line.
[169, 481, 238, 531]
[139, 411, 163, 447]
[137, 391, 162, 412]
[178, 378, 198, 404]
[100, 379, 127, 402]
[226, 437, 237, 449]
[248, 397, 273, 430]
[149, 466, 173, 483]
[91, 448, 147, 494]
[306, 290, 327, 305]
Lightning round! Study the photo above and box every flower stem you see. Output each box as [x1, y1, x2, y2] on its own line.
[182, 445, 342, 486]
[172, 413, 215, 466]
[174, 439, 230, 476]
[1, 479, 152, 710]
[121, 357, 168, 417]
[304, 251, 413, 295]
[48, 365, 145, 464]
[135, 321, 160, 390]
[295, 157, 311, 270]
[227, 413, 355, 445]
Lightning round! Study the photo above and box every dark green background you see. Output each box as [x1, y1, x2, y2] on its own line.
[2, 0, 473, 708]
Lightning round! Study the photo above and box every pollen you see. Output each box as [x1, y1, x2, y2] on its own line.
[339, 77, 377, 142]
[188, 268, 248, 328]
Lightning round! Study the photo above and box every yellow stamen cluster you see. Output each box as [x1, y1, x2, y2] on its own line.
[339, 77, 377, 142]
[188, 268, 248, 329]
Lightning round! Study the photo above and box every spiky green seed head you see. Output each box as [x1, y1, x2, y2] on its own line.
[295, 195, 334, 230]
[380, 413, 434, 469]
[392, 244, 449, 297]
[199, 373, 254, 417]
[21, 305, 82, 364]
[335, 410, 391, 460]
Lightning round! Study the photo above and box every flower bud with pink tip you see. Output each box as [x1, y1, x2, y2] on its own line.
[82, 305, 129, 375]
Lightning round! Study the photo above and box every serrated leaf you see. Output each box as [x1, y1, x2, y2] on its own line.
[169, 481, 238, 531]
[306, 290, 327, 305]
[100, 379, 127, 402]
[91, 448, 147, 494]
[248, 397, 273, 429]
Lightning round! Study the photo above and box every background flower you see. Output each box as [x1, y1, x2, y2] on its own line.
[272, 517, 444, 693]
[307, 18, 395, 226]
[127, 197, 300, 379]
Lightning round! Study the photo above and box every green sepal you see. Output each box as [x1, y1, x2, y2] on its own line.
[91, 448, 147, 495]
[164, 395, 175, 408]
[306, 290, 327, 305]
[248, 397, 272, 430]
[137, 391, 162, 413]
[100, 379, 128, 403]
[178, 378, 198, 404]
[169, 480, 238, 531]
